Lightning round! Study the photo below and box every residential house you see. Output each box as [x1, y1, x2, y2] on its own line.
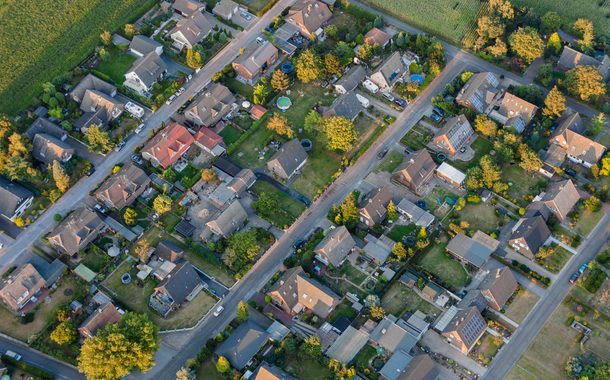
[334, 65, 366, 94]
[128, 35, 164, 57]
[435, 162, 466, 188]
[396, 198, 435, 227]
[0, 176, 34, 221]
[369, 315, 419, 354]
[170, 12, 213, 50]
[272, 22, 302, 56]
[455, 72, 501, 113]
[431, 115, 474, 158]
[379, 350, 413, 380]
[359, 186, 393, 227]
[446, 231, 499, 268]
[323, 92, 363, 120]
[75, 89, 124, 132]
[479, 266, 518, 311]
[141, 122, 194, 169]
[550, 112, 606, 168]
[47, 207, 106, 257]
[442, 306, 487, 354]
[149, 262, 204, 317]
[184, 83, 236, 127]
[205, 200, 248, 237]
[393, 149, 436, 195]
[267, 139, 308, 180]
[154, 241, 184, 263]
[491, 92, 538, 133]
[0, 264, 45, 312]
[326, 326, 369, 363]
[509, 216, 551, 259]
[370, 52, 406, 91]
[314, 226, 356, 267]
[172, 0, 203, 17]
[123, 52, 168, 95]
[285, 0, 332, 40]
[194, 128, 225, 156]
[362, 234, 393, 264]
[364, 27, 391, 48]
[252, 362, 296, 380]
[29, 256, 67, 288]
[78, 303, 122, 338]
[232, 41, 279, 84]
[380, 354, 440, 380]
[536, 179, 580, 221]
[268, 266, 340, 318]
[95, 163, 150, 210]
[31, 133, 74, 166]
[215, 320, 270, 369]
[557, 46, 610, 81]
[227, 169, 256, 195]
[69, 74, 117, 103]
[213, 0, 239, 20]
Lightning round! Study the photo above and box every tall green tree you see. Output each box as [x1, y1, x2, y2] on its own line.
[52, 160, 70, 193]
[295, 49, 322, 83]
[540, 11, 561, 34]
[304, 110, 324, 133]
[216, 356, 230, 373]
[564, 65, 606, 101]
[185, 49, 202, 69]
[542, 86, 566, 119]
[508, 27, 544, 64]
[236, 300, 249, 322]
[252, 81, 270, 105]
[546, 32, 561, 55]
[270, 69, 289, 92]
[85, 126, 112, 152]
[153, 194, 172, 215]
[324, 52, 343, 76]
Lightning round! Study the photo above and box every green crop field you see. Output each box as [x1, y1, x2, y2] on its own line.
[513, 0, 610, 38]
[0, 0, 155, 115]
[363, 0, 484, 45]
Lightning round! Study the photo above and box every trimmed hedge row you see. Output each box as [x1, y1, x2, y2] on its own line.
[226, 113, 270, 155]
[1, 355, 54, 380]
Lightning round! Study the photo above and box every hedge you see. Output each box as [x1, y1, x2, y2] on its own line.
[1, 355, 54, 380]
[255, 0, 280, 17]
[226, 113, 270, 155]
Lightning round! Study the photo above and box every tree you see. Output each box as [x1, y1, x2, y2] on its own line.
[490, 0, 514, 20]
[601, 154, 610, 176]
[328, 359, 357, 380]
[13, 217, 24, 228]
[508, 27, 544, 64]
[480, 155, 502, 188]
[334, 41, 355, 66]
[334, 192, 359, 229]
[475, 16, 505, 49]
[295, 49, 322, 83]
[323, 116, 358, 152]
[542, 86, 566, 119]
[302, 336, 322, 358]
[547, 32, 562, 55]
[8, 132, 30, 157]
[175, 367, 195, 380]
[201, 168, 219, 184]
[369, 305, 385, 320]
[124, 208, 137, 226]
[589, 113, 606, 136]
[85, 126, 112, 152]
[267, 113, 294, 138]
[153, 194, 172, 215]
[51, 321, 76, 345]
[224, 229, 260, 270]
[185, 49, 202, 69]
[124, 24, 137, 38]
[52, 160, 70, 193]
[573, 18, 594, 52]
[392, 242, 408, 261]
[584, 196, 602, 212]
[540, 11, 562, 34]
[356, 43, 374, 60]
[252, 192, 279, 221]
[216, 356, 230, 373]
[325, 24, 338, 39]
[486, 38, 508, 58]
[564, 65, 606, 101]
[3, 155, 34, 181]
[236, 300, 249, 322]
[386, 200, 397, 222]
[474, 115, 497, 137]
[100, 31, 112, 46]
[134, 239, 151, 263]
[518, 143, 543, 172]
[270, 70, 289, 92]
[324, 52, 342, 76]
[304, 110, 324, 133]
[252, 82, 270, 105]
[536, 244, 558, 260]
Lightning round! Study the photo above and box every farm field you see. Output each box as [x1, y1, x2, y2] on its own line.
[0, 0, 156, 115]
[363, 0, 482, 45]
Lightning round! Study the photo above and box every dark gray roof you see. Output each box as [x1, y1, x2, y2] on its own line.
[155, 240, 184, 262]
[158, 262, 202, 304]
[267, 139, 308, 178]
[510, 216, 551, 255]
[379, 350, 413, 380]
[369, 316, 419, 354]
[335, 65, 366, 92]
[215, 320, 270, 369]
[26, 117, 68, 140]
[175, 219, 196, 237]
[69, 74, 117, 103]
[129, 35, 163, 56]
[29, 257, 67, 287]
[446, 231, 499, 267]
[213, 156, 242, 177]
[0, 176, 34, 218]
[128, 52, 168, 88]
[324, 92, 363, 120]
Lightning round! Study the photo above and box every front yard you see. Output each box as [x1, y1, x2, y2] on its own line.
[250, 181, 306, 229]
[504, 289, 539, 324]
[471, 332, 504, 366]
[416, 237, 470, 291]
[381, 282, 441, 318]
[400, 123, 434, 151]
[572, 209, 604, 236]
[537, 246, 573, 274]
[374, 150, 404, 173]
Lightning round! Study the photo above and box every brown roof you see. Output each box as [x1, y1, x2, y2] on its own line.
[78, 303, 121, 338]
[233, 41, 278, 78]
[141, 123, 194, 169]
[498, 93, 538, 124]
[557, 46, 601, 71]
[171, 12, 213, 47]
[359, 186, 393, 225]
[442, 306, 486, 352]
[227, 168, 256, 194]
[205, 200, 248, 237]
[364, 27, 391, 47]
[0, 264, 45, 312]
[172, 0, 202, 15]
[394, 149, 436, 190]
[554, 112, 585, 136]
[540, 179, 580, 221]
[32, 133, 74, 165]
[47, 207, 106, 256]
[252, 363, 296, 380]
[286, 0, 332, 37]
[479, 267, 518, 310]
[185, 83, 235, 127]
[399, 354, 440, 380]
[314, 226, 356, 267]
[251, 105, 268, 120]
[69, 74, 117, 103]
[552, 129, 606, 166]
[95, 163, 150, 210]
[154, 240, 184, 263]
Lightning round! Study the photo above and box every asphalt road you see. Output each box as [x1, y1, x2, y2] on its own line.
[0, 335, 84, 380]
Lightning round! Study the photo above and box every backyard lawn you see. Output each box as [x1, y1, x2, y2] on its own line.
[573, 209, 604, 236]
[423, 186, 459, 217]
[416, 238, 469, 291]
[450, 136, 493, 171]
[387, 223, 417, 242]
[95, 47, 136, 84]
[374, 151, 404, 173]
[457, 202, 505, 234]
[381, 282, 441, 319]
[537, 246, 572, 274]
[400, 123, 434, 151]
[219, 124, 242, 146]
[353, 345, 378, 373]
[250, 181, 306, 228]
[282, 352, 334, 379]
[503, 165, 547, 207]
[196, 359, 225, 380]
[81, 244, 111, 272]
[504, 289, 539, 324]
[328, 301, 359, 323]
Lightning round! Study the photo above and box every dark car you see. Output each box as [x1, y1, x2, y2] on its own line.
[292, 239, 306, 249]
[430, 113, 442, 123]
[569, 271, 580, 284]
[377, 147, 389, 159]
[432, 106, 445, 117]
[565, 168, 577, 177]
[393, 98, 407, 108]
[85, 167, 96, 176]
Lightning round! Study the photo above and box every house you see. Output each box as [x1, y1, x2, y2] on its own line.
[0, 264, 45, 312]
[205, 200, 248, 237]
[380, 354, 440, 380]
[326, 326, 369, 363]
[369, 315, 419, 354]
[334, 65, 366, 94]
[29, 257, 67, 288]
[285, 0, 332, 40]
[314, 226, 356, 267]
[31, 134, 74, 166]
[0, 176, 34, 221]
[442, 306, 487, 354]
[128, 35, 164, 57]
[75, 89, 124, 132]
[536, 179, 580, 221]
[435, 162, 466, 188]
[170, 12, 213, 50]
[396, 198, 435, 227]
[509, 216, 551, 259]
[550, 112, 606, 168]
[479, 266, 518, 311]
[78, 303, 122, 338]
[272, 22, 302, 56]
[557, 46, 610, 81]
[323, 92, 363, 121]
[212, 0, 239, 20]
[215, 320, 270, 370]
[154, 240, 184, 263]
[446, 231, 499, 268]
[123, 52, 168, 95]
[362, 234, 393, 263]
[69, 74, 117, 103]
[194, 128, 225, 156]
[364, 27, 391, 48]
[370, 52, 407, 90]
[141, 123, 194, 169]
[268, 266, 340, 318]
[252, 362, 296, 380]
[232, 41, 279, 84]
[431, 115, 474, 158]
[379, 350, 413, 380]
[455, 72, 501, 113]
[267, 139, 308, 180]
[172, 0, 203, 17]
[250, 105, 268, 120]
[95, 163, 150, 210]
[393, 149, 436, 195]
[227, 169, 256, 195]
[492, 92, 538, 133]
[149, 262, 204, 317]
[184, 83, 236, 127]
[47, 207, 106, 257]
[359, 186, 393, 227]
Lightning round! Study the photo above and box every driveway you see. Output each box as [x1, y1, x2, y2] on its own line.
[161, 54, 192, 77]
[420, 330, 487, 376]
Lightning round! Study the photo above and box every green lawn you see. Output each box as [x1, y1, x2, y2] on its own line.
[81, 244, 111, 272]
[450, 136, 494, 171]
[230, 123, 274, 168]
[353, 345, 378, 373]
[250, 181, 306, 228]
[290, 139, 342, 198]
[336, 262, 368, 285]
[196, 360, 225, 380]
[381, 282, 441, 318]
[328, 301, 359, 323]
[503, 165, 547, 207]
[224, 77, 254, 100]
[282, 353, 334, 379]
[95, 47, 136, 84]
[537, 246, 572, 274]
[387, 224, 417, 242]
[400, 124, 434, 151]
[472, 333, 503, 366]
[573, 209, 604, 236]
[374, 151, 404, 173]
[457, 202, 504, 234]
[219, 125, 242, 146]
[416, 238, 469, 291]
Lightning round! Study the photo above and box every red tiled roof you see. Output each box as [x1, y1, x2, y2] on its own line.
[251, 105, 268, 120]
[142, 123, 194, 168]
[194, 127, 223, 150]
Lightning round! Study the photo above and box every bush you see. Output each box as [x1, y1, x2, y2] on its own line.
[53, 213, 62, 222]
[582, 267, 606, 293]
[20, 311, 35, 324]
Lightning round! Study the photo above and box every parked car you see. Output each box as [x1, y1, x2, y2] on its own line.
[292, 239, 306, 250]
[382, 92, 395, 102]
[393, 97, 407, 108]
[430, 113, 442, 123]
[5, 350, 21, 361]
[256, 36, 265, 44]
[166, 94, 177, 105]
[377, 147, 389, 159]
[213, 305, 224, 317]
[579, 263, 589, 274]
[432, 106, 445, 117]
[177, 87, 185, 95]
[565, 168, 577, 177]
[85, 167, 95, 176]
[114, 141, 126, 152]
[569, 271, 580, 284]
[131, 154, 143, 165]
[134, 123, 144, 134]
[94, 204, 107, 214]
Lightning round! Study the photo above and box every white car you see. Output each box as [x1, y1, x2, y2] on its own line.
[256, 36, 265, 44]
[134, 123, 144, 134]
[213, 305, 224, 317]
[166, 94, 177, 105]
[177, 87, 185, 95]
[5, 350, 22, 361]
[125, 102, 144, 118]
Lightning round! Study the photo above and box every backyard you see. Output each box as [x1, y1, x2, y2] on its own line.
[449, 136, 494, 172]
[281, 352, 333, 379]
[381, 282, 441, 318]
[250, 181, 306, 228]
[400, 123, 434, 151]
[456, 202, 507, 234]
[94, 46, 137, 84]
[503, 165, 547, 207]
[504, 289, 539, 324]
[471, 332, 504, 366]
[416, 236, 470, 291]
